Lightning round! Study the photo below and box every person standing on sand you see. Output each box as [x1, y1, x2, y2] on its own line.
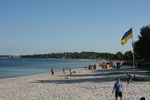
[112, 78, 123, 100]
[51, 68, 54, 75]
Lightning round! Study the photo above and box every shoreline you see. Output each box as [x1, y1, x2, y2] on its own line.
[0, 67, 85, 80]
[0, 58, 103, 79]
[0, 67, 150, 100]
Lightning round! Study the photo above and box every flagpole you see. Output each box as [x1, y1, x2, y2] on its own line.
[132, 28, 135, 77]
[121, 46, 123, 61]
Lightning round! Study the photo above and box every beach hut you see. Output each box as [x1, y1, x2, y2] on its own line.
[112, 60, 121, 69]
[116, 62, 121, 69]
[89, 65, 93, 70]
[106, 62, 112, 69]
[100, 61, 112, 69]
[93, 64, 97, 69]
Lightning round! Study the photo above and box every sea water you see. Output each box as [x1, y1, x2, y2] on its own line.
[0, 58, 103, 79]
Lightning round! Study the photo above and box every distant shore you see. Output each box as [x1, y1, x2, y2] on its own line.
[0, 57, 104, 60]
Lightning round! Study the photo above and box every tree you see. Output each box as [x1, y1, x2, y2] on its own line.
[116, 52, 123, 60]
[134, 25, 150, 61]
[123, 51, 133, 60]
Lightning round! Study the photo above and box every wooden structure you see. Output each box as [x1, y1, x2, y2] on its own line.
[100, 61, 112, 69]
[112, 61, 121, 69]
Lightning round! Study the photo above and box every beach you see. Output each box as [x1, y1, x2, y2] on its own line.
[0, 67, 150, 100]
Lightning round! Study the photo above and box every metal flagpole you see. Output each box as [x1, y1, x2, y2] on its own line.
[132, 28, 135, 77]
[121, 46, 123, 63]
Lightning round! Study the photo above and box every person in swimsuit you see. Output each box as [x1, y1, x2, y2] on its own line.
[51, 68, 54, 75]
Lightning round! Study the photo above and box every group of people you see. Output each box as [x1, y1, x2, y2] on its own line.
[50, 67, 72, 77]
[51, 68, 145, 100]
[112, 73, 145, 100]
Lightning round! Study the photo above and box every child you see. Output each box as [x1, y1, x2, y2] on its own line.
[51, 68, 54, 75]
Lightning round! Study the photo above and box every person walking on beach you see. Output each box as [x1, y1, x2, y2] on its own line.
[127, 73, 134, 86]
[69, 69, 72, 76]
[112, 78, 123, 100]
[63, 67, 66, 74]
[51, 68, 54, 75]
[65, 69, 72, 79]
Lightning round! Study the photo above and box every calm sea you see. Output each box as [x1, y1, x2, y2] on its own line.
[0, 58, 103, 79]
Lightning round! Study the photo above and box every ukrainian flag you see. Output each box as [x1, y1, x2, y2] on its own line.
[121, 28, 133, 45]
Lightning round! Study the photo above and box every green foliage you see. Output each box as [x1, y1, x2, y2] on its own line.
[21, 51, 116, 59]
[134, 25, 150, 68]
[112, 52, 123, 60]
[123, 51, 133, 60]
[134, 25, 150, 61]
[137, 59, 150, 69]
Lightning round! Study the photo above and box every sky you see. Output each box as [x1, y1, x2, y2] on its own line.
[0, 0, 150, 55]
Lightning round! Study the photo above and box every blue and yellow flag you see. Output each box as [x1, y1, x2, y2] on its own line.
[121, 28, 133, 45]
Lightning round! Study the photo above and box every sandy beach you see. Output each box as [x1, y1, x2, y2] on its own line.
[0, 67, 150, 100]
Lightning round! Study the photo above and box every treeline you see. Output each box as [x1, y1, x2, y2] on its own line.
[134, 25, 150, 68]
[21, 51, 133, 60]
[21, 52, 115, 59]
